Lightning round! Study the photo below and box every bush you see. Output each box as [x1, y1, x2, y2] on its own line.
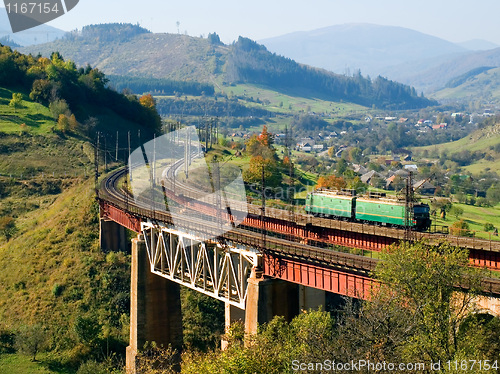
[0, 326, 15, 353]
[484, 223, 496, 232]
[450, 220, 473, 237]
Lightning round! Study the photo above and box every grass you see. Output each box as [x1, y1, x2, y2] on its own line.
[431, 67, 500, 104]
[223, 83, 368, 116]
[413, 123, 500, 173]
[0, 353, 74, 374]
[0, 87, 56, 135]
[425, 199, 500, 241]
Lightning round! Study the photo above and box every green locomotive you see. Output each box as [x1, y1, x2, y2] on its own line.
[305, 189, 431, 231]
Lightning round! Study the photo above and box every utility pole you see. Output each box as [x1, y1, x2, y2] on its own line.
[261, 165, 266, 250]
[115, 131, 119, 161]
[128, 131, 132, 182]
[404, 171, 414, 242]
[94, 132, 99, 193]
[285, 126, 295, 238]
[104, 136, 107, 173]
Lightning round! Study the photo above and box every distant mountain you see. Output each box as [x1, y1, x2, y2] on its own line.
[458, 39, 499, 51]
[0, 7, 66, 46]
[260, 23, 467, 80]
[20, 23, 435, 110]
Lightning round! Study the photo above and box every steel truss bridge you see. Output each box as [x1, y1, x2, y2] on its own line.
[99, 167, 500, 309]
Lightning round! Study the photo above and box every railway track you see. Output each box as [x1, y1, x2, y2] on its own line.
[100, 167, 377, 275]
[98, 168, 500, 295]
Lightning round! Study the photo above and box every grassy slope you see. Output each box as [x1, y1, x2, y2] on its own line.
[222, 83, 367, 116]
[0, 353, 63, 374]
[431, 67, 500, 103]
[0, 87, 55, 135]
[414, 123, 500, 173]
[0, 88, 133, 371]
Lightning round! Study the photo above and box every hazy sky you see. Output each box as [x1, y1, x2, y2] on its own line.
[7, 0, 500, 45]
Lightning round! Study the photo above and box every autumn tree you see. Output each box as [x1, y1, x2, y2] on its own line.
[327, 145, 336, 158]
[245, 126, 275, 159]
[315, 175, 346, 190]
[139, 93, 157, 110]
[243, 156, 282, 187]
[57, 114, 70, 134]
[244, 126, 282, 188]
[450, 219, 473, 237]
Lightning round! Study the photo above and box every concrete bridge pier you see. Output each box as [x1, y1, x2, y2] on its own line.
[299, 285, 326, 312]
[126, 235, 183, 374]
[244, 268, 300, 338]
[99, 218, 129, 252]
[221, 303, 245, 350]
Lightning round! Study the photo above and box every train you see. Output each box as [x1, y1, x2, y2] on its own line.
[305, 189, 431, 231]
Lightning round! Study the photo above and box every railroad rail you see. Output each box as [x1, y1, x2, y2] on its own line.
[98, 167, 500, 295]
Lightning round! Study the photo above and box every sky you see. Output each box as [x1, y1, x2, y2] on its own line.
[4, 0, 500, 45]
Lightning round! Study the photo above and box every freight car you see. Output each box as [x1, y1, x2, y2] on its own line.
[305, 189, 431, 231]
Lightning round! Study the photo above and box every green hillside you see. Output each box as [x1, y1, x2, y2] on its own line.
[415, 121, 500, 173]
[0, 45, 168, 372]
[431, 66, 500, 104]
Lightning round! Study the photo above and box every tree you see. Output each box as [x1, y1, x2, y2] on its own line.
[376, 241, 482, 363]
[243, 156, 282, 188]
[327, 146, 335, 158]
[0, 216, 17, 242]
[450, 219, 473, 237]
[182, 289, 224, 352]
[486, 184, 500, 206]
[139, 93, 156, 110]
[450, 205, 464, 220]
[15, 324, 48, 361]
[74, 315, 102, 349]
[57, 114, 70, 134]
[9, 92, 23, 113]
[484, 223, 496, 232]
[49, 98, 70, 119]
[315, 175, 346, 191]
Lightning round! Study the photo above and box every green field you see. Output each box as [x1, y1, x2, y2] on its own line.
[0, 353, 74, 374]
[423, 199, 500, 240]
[219, 83, 368, 116]
[414, 123, 500, 173]
[0, 87, 56, 135]
[431, 67, 500, 104]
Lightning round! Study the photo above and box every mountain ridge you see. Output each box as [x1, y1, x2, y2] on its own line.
[260, 23, 467, 78]
[19, 24, 435, 110]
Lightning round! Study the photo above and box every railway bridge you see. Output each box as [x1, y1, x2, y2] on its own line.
[99, 166, 500, 374]
[97, 129, 500, 373]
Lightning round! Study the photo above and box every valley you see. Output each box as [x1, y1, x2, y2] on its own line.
[0, 19, 500, 374]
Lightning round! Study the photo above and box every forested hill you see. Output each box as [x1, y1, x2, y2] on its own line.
[0, 43, 161, 139]
[227, 37, 435, 109]
[20, 24, 436, 110]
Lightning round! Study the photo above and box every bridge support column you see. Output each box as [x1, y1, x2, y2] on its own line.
[245, 268, 299, 338]
[221, 303, 245, 350]
[299, 285, 326, 312]
[99, 218, 128, 252]
[126, 235, 183, 374]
